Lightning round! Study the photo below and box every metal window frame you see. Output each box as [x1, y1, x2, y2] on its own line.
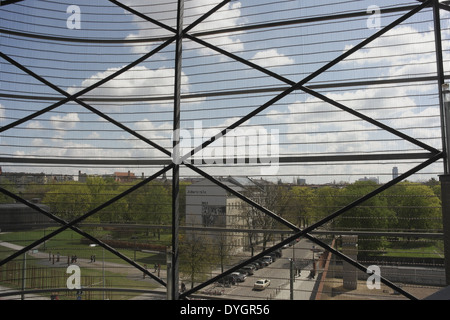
[0, 0, 448, 300]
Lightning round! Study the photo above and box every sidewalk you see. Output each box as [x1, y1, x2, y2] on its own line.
[275, 267, 318, 300]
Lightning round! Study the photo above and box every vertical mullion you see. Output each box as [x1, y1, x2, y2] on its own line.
[433, 0, 448, 173]
[171, 0, 184, 300]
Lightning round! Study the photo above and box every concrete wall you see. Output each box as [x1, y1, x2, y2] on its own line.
[329, 258, 446, 286]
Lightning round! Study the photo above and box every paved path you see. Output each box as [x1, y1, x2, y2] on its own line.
[0, 240, 167, 300]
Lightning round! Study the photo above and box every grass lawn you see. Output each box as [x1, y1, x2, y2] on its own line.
[383, 240, 444, 259]
[0, 228, 169, 300]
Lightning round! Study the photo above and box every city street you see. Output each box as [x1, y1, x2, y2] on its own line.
[1, 237, 322, 300]
[204, 238, 321, 300]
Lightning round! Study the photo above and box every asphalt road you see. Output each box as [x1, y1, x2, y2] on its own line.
[207, 238, 319, 300]
[1, 237, 321, 300]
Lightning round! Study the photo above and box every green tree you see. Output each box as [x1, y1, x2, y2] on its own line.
[23, 182, 51, 202]
[286, 186, 317, 228]
[334, 181, 396, 254]
[241, 184, 293, 252]
[85, 176, 130, 223]
[213, 232, 234, 273]
[179, 234, 214, 289]
[313, 186, 340, 223]
[387, 182, 442, 233]
[43, 181, 94, 221]
[0, 178, 17, 203]
[128, 181, 171, 239]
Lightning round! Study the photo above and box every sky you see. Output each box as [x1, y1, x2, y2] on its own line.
[0, 0, 449, 184]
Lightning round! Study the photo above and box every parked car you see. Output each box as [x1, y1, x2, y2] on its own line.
[253, 279, 270, 291]
[262, 256, 273, 264]
[257, 259, 268, 267]
[238, 268, 250, 276]
[242, 266, 254, 276]
[269, 249, 282, 259]
[217, 275, 236, 286]
[248, 263, 258, 270]
[244, 263, 256, 270]
[231, 272, 246, 282]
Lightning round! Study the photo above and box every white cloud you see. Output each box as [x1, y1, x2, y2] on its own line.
[344, 26, 434, 64]
[122, 0, 245, 54]
[134, 119, 172, 140]
[266, 82, 437, 157]
[342, 25, 444, 81]
[50, 112, 80, 130]
[25, 121, 44, 130]
[0, 103, 4, 121]
[250, 49, 294, 69]
[67, 65, 189, 102]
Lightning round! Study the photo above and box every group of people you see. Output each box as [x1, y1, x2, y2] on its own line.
[48, 251, 100, 265]
[142, 263, 161, 278]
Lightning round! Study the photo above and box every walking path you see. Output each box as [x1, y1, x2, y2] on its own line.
[1, 240, 319, 300]
[0, 240, 167, 300]
[275, 262, 317, 300]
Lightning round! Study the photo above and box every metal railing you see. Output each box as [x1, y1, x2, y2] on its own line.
[0, 0, 449, 300]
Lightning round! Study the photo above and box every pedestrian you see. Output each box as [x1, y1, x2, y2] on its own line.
[143, 264, 147, 279]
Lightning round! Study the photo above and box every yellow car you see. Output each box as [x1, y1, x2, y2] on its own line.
[253, 279, 270, 291]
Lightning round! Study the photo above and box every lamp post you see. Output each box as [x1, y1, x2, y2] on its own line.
[90, 244, 105, 299]
[21, 251, 26, 300]
[166, 246, 173, 300]
[289, 258, 294, 300]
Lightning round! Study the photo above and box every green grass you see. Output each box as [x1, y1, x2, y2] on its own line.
[383, 241, 444, 259]
[0, 228, 169, 300]
[0, 227, 168, 265]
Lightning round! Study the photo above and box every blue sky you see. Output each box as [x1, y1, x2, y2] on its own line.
[0, 0, 448, 183]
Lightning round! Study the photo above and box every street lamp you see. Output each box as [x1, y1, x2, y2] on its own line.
[289, 258, 294, 300]
[21, 251, 26, 300]
[90, 244, 105, 300]
[166, 246, 173, 300]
